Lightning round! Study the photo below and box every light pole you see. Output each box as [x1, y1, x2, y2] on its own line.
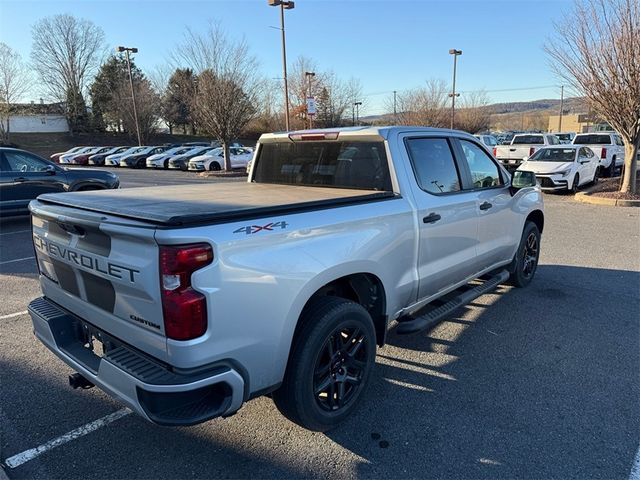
[268, 0, 295, 131]
[393, 90, 397, 124]
[354, 101, 362, 126]
[116, 46, 141, 146]
[305, 71, 315, 128]
[558, 85, 564, 132]
[448, 48, 462, 130]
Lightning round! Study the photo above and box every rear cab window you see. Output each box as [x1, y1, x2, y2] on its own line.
[253, 141, 392, 191]
[574, 134, 613, 145]
[512, 135, 545, 145]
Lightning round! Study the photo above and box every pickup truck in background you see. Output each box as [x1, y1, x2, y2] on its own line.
[572, 132, 625, 177]
[27, 127, 544, 431]
[494, 133, 561, 170]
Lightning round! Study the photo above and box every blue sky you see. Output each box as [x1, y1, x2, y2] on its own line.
[0, 0, 574, 115]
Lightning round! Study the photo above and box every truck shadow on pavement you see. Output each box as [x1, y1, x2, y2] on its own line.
[326, 264, 640, 479]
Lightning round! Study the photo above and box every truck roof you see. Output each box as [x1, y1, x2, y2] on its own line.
[259, 126, 475, 143]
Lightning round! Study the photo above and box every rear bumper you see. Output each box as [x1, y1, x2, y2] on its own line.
[28, 296, 245, 426]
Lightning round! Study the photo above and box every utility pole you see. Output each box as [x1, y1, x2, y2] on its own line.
[448, 49, 462, 129]
[305, 71, 315, 129]
[558, 85, 564, 132]
[116, 46, 141, 146]
[393, 90, 397, 124]
[354, 101, 362, 126]
[268, 1, 295, 131]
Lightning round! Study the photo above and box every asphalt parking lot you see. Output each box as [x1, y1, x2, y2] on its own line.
[1, 169, 639, 479]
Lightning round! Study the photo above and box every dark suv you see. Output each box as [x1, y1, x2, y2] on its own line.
[0, 148, 120, 216]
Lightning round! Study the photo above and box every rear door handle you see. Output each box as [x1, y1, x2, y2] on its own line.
[479, 201, 493, 211]
[423, 213, 441, 224]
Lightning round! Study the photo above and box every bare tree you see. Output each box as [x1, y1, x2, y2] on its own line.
[31, 14, 105, 133]
[314, 71, 351, 128]
[288, 56, 320, 129]
[0, 42, 32, 142]
[545, 0, 640, 194]
[392, 79, 449, 127]
[345, 77, 365, 125]
[456, 90, 492, 133]
[175, 23, 262, 170]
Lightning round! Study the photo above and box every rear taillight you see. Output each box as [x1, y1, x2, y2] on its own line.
[529, 147, 535, 156]
[492, 147, 497, 156]
[601, 147, 607, 159]
[159, 243, 213, 340]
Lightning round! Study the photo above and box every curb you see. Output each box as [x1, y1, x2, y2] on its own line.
[575, 191, 640, 207]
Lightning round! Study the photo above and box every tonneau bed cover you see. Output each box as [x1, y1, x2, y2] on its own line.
[36, 183, 396, 227]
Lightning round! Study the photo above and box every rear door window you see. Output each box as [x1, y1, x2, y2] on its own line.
[405, 138, 461, 194]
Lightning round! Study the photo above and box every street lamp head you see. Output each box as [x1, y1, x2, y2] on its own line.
[130, 47, 138, 53]
[449, 49, 463, 55]
[305, 71, 315, 77]
[269, 0, 294, 7]
[354, 101, 362, 106]
[116, 46, 125, 52]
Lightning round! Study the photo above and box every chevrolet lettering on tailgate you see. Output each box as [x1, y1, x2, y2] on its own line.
[33, 234, 140, 283]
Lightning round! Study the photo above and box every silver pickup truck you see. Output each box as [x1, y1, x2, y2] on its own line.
[28, 127, 544, 431]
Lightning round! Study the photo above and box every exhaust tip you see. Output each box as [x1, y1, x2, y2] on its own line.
[69, 372, 95, 390]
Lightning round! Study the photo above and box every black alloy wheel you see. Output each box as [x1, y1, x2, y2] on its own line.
[313, 325, 368, 412]
[509, 221, 541, 288]
[273, 296, 376, 431]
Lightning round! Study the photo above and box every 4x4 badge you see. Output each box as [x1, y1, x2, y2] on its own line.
[233, 221, 288, 235]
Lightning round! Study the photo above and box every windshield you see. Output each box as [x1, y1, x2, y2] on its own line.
[254, 141, 392, 191]
[574, 134, 611, 144]
[512, 135, 544, 145]
[529, 148, 576, 162]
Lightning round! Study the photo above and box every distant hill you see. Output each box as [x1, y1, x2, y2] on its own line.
[487, 97, 587, 115]
[360, 96, 589, 132]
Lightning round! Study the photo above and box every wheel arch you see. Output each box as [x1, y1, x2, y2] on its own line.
[526, 209, 544, 233]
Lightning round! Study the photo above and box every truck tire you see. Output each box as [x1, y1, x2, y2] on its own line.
[509, 221, 540, 288]
[273, 296, 376, 431]
[608, 157, 616, 177]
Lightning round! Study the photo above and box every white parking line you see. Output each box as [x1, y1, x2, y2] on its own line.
[630, 444, 640, 480]
[3, 408, 131, 469]
[0, 229, 31, 236]
[0, 256, 34, 265]
[0, 311, 28, 320]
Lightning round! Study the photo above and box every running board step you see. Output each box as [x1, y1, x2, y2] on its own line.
[396, 270, 510, 335]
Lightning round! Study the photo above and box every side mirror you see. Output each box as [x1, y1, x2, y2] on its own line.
[523, 156, 529, 162]
[511, 170, 537, 190]
[44, 165, 57, 175]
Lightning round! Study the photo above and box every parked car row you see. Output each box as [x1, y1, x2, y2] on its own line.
[50, 142, 253, 171]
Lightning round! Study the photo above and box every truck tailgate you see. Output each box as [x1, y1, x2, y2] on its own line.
[29, 200, 169, 361]
[36, 183, 395, 227]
